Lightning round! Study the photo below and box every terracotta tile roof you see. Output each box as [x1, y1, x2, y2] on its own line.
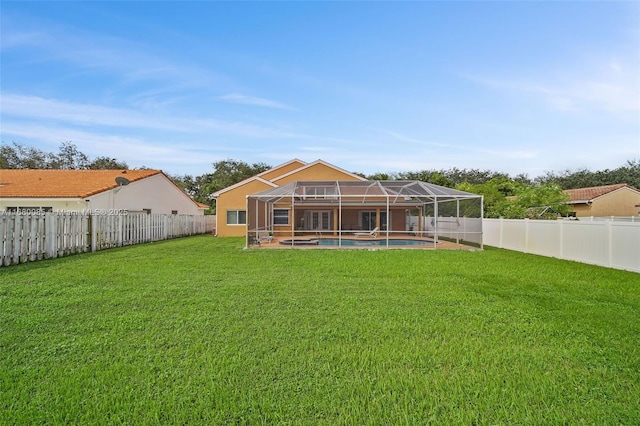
[0, 169, 162, 198]
[564, 183, 638, 203]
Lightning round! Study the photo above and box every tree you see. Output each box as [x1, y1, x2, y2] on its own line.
[536, 160, 640, 189]
[51, 141, 90, 169]
[171, 173, 215, 205]
[88, 156, 129, 170]
[516, 183, 570, 218]
[0, 142, 55, 169]
[456, 178, 519, 218]
[172, 160, 272, 214]
[366, 172, 394, 180]
[456, 178, 569, 219]
[1, 141, 130, 170]
[209, 159, 271, 192]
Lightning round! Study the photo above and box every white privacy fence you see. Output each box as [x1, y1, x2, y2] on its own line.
[483, 218, 640, 273]
[408, 216, 483, 247]
[1, 212, 216, 267]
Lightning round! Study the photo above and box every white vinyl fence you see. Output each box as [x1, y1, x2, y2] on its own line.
[1, 212, 216, 267]
[483, 218, 640, 273]
[408, 216, 483, 247]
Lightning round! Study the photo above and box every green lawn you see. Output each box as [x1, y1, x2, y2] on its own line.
[1, 236, 639, 424]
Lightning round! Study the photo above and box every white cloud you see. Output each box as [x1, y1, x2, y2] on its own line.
[218, 93, 292, 110]
[0, 93, 304, 139]
[1, 16, 234, 99]
[385, 131, 537, 160]
[1, 93, 180, 130]
[468, 56, 640, 114]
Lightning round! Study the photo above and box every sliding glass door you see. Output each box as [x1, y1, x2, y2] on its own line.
[360, 211, 388, 230]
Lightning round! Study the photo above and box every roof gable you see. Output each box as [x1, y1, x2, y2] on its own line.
[210, 160, 305, 198]
[211, 176, 277, 197]
[564, 184, 640, 203]
[212, 159, 365, 197]
[271, 160, 367, 184]
[0, 169, 162, 198]
[258, 159, 307, 182]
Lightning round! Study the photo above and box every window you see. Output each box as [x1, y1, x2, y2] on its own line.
[273, 209, 289, 225]
[226, 210, 246, 225]
[171, 210, 178, 215]
[143, 209, 151, 215]
[303, 186, 337, 200]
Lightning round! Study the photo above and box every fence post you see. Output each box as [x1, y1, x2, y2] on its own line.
[12, 214, 21, 265]
[89, 214, 96, 252]
[117, 215, 123, 247]
[559, 219, 564, 259]
[607, 220, 613, 268]
[47, 212, 56, 259]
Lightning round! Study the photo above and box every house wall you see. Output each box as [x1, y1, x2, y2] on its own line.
[341, 209, 359, 230]
[216, 161, 366, 237]
[267, 206, 409, 238]
[572, 188, 640, 217]
[88, 173, 203, 215]
[216, 179, 275, 236]
[391, 209, 406, 231]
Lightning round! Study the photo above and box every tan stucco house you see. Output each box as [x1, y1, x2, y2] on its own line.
[564, 184, 640, 217]
[0, 169, 208, 215]
[212, 159, 367, 236]
[212, 159, 483, 248]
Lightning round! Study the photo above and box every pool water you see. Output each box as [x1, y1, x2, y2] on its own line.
[316, 238, 435, 247]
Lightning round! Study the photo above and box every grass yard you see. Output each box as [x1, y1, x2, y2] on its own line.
[1, 235, 639, 424]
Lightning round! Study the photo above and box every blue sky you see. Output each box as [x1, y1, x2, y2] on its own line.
[1, 1, 639, 178]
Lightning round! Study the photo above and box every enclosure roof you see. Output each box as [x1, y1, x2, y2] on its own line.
[248, 180, 481, 203]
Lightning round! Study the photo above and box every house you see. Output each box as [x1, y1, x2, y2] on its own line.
[564, 184, 640, 217]
[0, 169, 208, 215]
[211, 159, 367, 236]
[247, 180, 483, 243]
[213, 159, 483, 247]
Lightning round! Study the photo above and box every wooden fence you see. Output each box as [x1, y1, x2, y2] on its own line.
[0, 212, 216, 267]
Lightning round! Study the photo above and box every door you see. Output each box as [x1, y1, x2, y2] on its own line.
[360, 211, 389, 230]
[309, 211, 332, 230]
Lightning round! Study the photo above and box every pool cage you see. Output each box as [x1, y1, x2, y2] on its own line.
[246, 180, 483, 249]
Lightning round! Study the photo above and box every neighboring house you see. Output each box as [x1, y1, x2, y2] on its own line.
[212, 159, 367, 236]
[0, 169, 208, 215]
[564, 184, 640, 217]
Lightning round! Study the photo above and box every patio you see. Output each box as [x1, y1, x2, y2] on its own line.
[246, 180, 483, 250]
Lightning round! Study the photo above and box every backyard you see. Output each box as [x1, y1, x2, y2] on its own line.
[1, 235, 639, 424]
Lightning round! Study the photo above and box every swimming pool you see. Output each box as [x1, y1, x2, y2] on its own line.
[279, 238, 435, 247]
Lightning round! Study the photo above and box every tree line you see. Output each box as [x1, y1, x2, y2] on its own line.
[1, 142, 129, 170]
[2, 141, 638, 218]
